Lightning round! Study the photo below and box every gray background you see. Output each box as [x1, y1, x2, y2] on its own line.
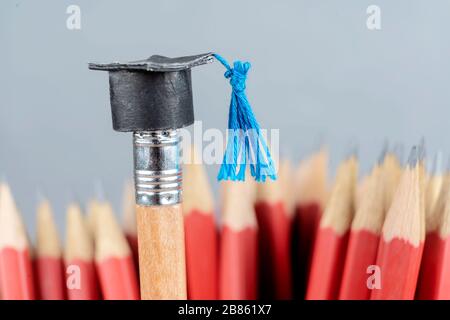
[1, 0, 449, 236]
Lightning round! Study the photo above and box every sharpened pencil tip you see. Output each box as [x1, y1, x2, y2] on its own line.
[36, 188, 46, 204]
[345, 141, 359, 160]
[94, 179, 106, 202]
[408, 146, 419, 168]
[392, 143, 404, 164]
[418, 137, 426, 162]
[430, 151, 443, 176]
[378, 141, 389, 165]
[446, 156, 450, 174]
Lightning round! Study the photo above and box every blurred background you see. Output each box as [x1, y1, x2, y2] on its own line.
[1, 0, 450, 235]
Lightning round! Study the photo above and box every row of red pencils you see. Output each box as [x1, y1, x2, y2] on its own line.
[307, 144, 450, 300]
[1, 144, 449, 300]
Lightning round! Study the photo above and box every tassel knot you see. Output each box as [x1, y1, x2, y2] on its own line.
[214, 53, 277, 183]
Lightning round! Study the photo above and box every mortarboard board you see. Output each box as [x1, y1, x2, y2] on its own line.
[89, 53, 214, 132]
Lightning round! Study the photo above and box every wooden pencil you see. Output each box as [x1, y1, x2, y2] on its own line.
[339, 161, 384, 299]
[94, 201, 139, 300]
[122, 180, 139, 271]
[0, 182, 36, 300]
[416, 155, 450, 299]
[255, 159, 293, 299]
[306, 154, 358, 300]
[371, 147, 424, 300]
[219, 180, 258, 300]
[182, 155, 218, 300]
[65, 203, 99, 300]
[36, 199, 66, 300]
[293, 148, 328, 297]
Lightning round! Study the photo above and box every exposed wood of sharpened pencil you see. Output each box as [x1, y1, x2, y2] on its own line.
[306, 154, 357, 300]
[86, 199, 101, 237]
[65, 203, 99, 300]
[371, 147, 424, 300]
[339, 162, 384, 300]
[137, 204, 186, 300]
[293, 148, 328, 298]
[382, 152, 403, 213]
[255, 159, 293, 300]
[354, 174, 369, 213]
[94, 202, 139, 300]
[219, 180, 258, 300]
[122, 180, 139, 271]
[36, 199, 66, 300]
[182, 150, 218, 300]
[0, 183, 36, 300]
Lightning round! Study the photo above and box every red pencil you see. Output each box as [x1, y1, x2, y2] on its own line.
[294, 148, 328, 297]
[94, 201, 139, 300]
[255, 159, 293, 299]
[306, 154, 358, 300]
[219, 180, 258, 300]
[0, 182, 36, 300]
[65, 203, 99, 300]
[371, 147, 424, 300]
[339, 162, 384, 299]
[416, 154, 450, 299]
[122, 180, 139, 271]
[35, 199, 66, 300]
[182, 157, 218, 300]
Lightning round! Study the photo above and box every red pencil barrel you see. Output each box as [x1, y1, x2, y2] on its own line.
[416, 233, 450, 300]
[184, 210, 218, 300]
[371, 238, 423, 300]
[219, 226, 258, 300]
[36, 257, 66, 300]
[339, 230, 380, 300]
[65, 259, 99, 300]
[306, 228, 349, 300]
[255, 201, 292, 300]
[0, 247, 35, 300]
[96, 255, 139, 300]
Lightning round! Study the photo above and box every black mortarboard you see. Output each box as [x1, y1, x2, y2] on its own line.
[89, 53, 214, 132]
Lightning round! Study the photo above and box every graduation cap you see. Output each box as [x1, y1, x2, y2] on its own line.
[89, 53, 214, 132]
[89, 53, 276, 185]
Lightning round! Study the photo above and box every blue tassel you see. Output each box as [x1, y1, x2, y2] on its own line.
[214, 54, 277, 182]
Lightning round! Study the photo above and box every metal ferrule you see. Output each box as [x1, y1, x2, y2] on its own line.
[133, 130, 182, 206]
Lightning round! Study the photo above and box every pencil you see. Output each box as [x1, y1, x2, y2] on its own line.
[306, 154, 358, 300]
[65, 203, 99, 300]
[370, 147, 424, 300]
[0, 182, 36, 300]
[182, 153, 218, 300]
[416, 154, 449, 299]
[293, 148, 328, 297]
[339, 160, 384, 299]
[36, 199, 66, 300]
[219, 180, 258, 300]
[255, 159, 293, 299]
[122, 180, 139, 271]
[94, 201, 139, 300]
